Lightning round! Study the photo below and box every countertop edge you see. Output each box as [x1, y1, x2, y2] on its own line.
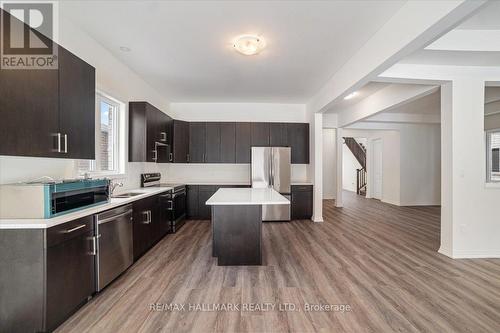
[0, 187, 172, 230]
[206, 188, 290, 206]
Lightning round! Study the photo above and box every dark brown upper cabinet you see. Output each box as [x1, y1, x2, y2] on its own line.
[251, 122, 270, 147]
[128, 101, 172, 163]
[189, 122, 206, 163]
[0, 10, 95, 159]
[287, 123, 310, 164]
[0, 60, 60, 158]
[235, 122, 252, 163]
[172, 120, 189, 163]
[270, 123, 288, 147]
[220, 122, 236, 163]
[58, 47, 95, 160]
[205, 122, 221, 163]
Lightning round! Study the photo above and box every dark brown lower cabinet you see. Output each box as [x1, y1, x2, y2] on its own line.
[291, 185, 313, 220]
[132, 194, 169, 261]
[186, 184, 313, 221]
[46, 230, 95, 331]
[0, 216, 95, 333]
[186, 185, 199, 219]
[198, 186, 218, 220]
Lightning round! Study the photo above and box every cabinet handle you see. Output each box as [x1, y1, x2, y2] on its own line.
[62, 224, 86, 233]
[142, 210, 151, 224]
[161, 132, 167, 142]
[169, 153, 173, 162]
[53, 133, 62, 152]
[152, 149, 157, 162]
[187, 154, 190, 163]
[63, 134, 68, 153]
[89, 234, 99, 255]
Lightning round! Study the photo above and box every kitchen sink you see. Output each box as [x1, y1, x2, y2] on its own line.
[111, 192, 144, 198]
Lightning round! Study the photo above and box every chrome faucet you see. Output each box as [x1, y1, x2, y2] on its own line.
[110, 181, 123, 195]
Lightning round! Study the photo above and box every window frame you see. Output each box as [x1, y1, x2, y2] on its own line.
[76, 91, 126, 178]
[486, 128, 500, 183]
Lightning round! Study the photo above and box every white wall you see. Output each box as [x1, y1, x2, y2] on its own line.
[343, 128, 401, 205]
[444, 79, 500, 258]
[171, 103, 306, 122]
[399, 124, 441, 205]
[322, 129, 336, 199]
[0, 18, 170, 189]
[162, 164, 309, 185]
[342, 144, 362, 192]
[346, 122, 441, 206]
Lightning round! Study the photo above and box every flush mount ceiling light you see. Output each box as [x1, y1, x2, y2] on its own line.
[233, 35, 266, 56]
[344, 91, 358, 100]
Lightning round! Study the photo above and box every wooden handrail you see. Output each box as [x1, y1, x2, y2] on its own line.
[344, 137, 366, 170]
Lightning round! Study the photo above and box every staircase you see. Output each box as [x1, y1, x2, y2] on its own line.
[344, 137, 367, 196]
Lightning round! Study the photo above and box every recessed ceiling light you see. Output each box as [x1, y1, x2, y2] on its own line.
[119, 46, 131, 52]
[344, 92, 358, 100]
[233, 35, 266, 56]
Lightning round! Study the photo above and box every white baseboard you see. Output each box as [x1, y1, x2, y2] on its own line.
[451, 249, 500, 259]
[381, 198, 400, 206]
[438, 246, 452, 258]
[311, 216, 324, 223]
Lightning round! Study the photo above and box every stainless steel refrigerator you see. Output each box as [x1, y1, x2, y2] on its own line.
[251, 147, 291, 221]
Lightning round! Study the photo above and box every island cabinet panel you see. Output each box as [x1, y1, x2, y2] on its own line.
[205, 122, 221, 163]
[212, 205, 262, 266]
[235, 122, 252, 163]
[287, 123, 310, 164]
[189, 122, 206, 163]
[220, 122, 236, 163]
[251, 122, 270, 147]
[172, 120, 189, 163]
[270, 123, 289, 147]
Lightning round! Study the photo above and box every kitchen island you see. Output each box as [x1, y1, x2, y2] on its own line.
[206, 188, 290, 265]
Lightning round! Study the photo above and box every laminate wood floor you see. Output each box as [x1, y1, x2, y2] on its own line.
[57, 192, 500, 333]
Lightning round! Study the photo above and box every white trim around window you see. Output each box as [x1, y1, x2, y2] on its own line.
[76, 91, 126, 177]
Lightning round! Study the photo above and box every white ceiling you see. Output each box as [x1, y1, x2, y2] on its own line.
[326, 82, 390, 112]
[398, 1, 500, 67]
[382, 89, 440, 115]
[60, 1, 405, 103]
[457, 1, 500, 30]
[400, 50, 500, 67]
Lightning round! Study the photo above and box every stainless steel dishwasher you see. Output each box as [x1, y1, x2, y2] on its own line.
[94, 204, 133, 291]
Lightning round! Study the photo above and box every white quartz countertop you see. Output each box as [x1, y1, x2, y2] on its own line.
[206, 188, 290, 206]
[0, 187, 172, 229]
